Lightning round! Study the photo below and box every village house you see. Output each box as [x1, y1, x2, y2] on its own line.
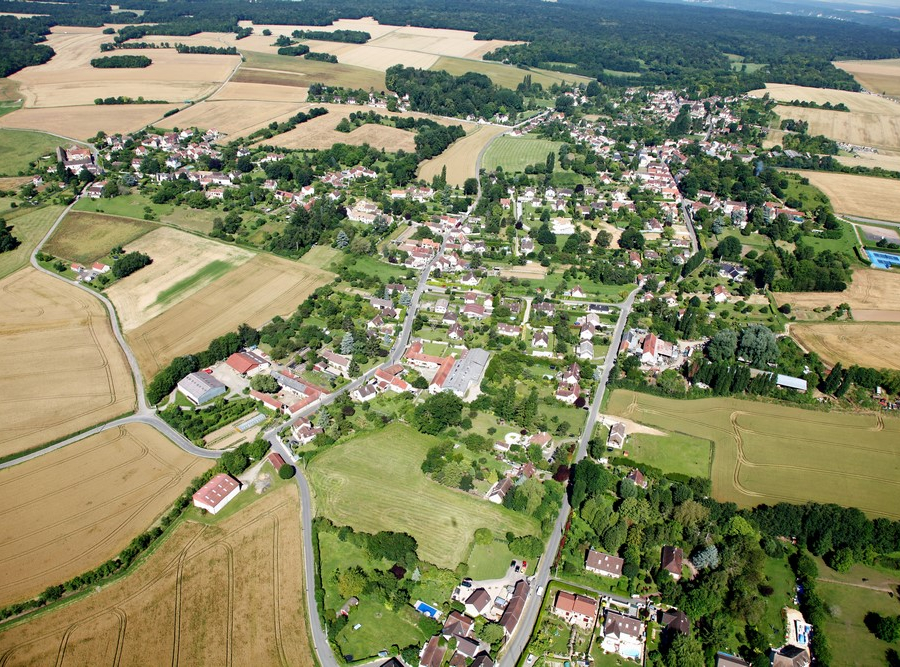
[419, 635, 446, 667]
[585, 548, 624, 578]
[497, 323, 521, 337]
[607, 422, 627, 449]
[712, 285, 730, 303]
[661, 546, 684, 580]
[552, 590, 599, 630]
[600, 610, 645, 661]
[463, 588, 492, 618]
[532, 330, 549, 348]
[627, 468, 648, 489]
[499, 579, 529, 637]
[555, 382, 582, 405]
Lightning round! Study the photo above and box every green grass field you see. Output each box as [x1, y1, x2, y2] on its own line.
[606, 390, 900, 518]
[482, 135, 564, 173]
[430, 56, 592, 90]
[240, 51, 386, 90]
[467, 539, 520, 579]
[154, 259, 234, 307]
[624, 432, 712, 478]
[0, 129, 69, 176]
[819, 577, 900, 666]
[341, 254, 408, 283]
[307, 424, 540, 569]
[335, 599, 425, 661]
[43, 211, 156, 264]
[298, 244, 341, 271]
[0, 204, 63, 280]
[73, 193, 221, 234]
[762, 557, 798, 644]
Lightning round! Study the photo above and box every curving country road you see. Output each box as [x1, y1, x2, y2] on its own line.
[0, 190, 222, 471]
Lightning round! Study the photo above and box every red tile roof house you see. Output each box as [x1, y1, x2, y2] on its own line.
[585, 548, 624, 578]
[442, 610, 474, 639]
[552, 590, 600, 630]
[419, 635, 446, 667]
[499, 579, 529, 637]
[267, 452, 286, 472]
[192, 473, 241, 514]
[661, 546, 684, 581]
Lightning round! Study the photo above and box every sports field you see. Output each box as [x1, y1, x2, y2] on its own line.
[0, 129, 66, 175]
[128, 252, 333, 376]
[835, 58, 900, 96]
[776, 268, 900, 322]
[607, 390, 900, 518]
[482, 135, 563, 173]
[307, 423, 540, 568]
[0, 424, 211, 606]
[0, 484, 313, 667]
[430, 57, 592, 90]
[790, 322, 900, 370]
[786, 171, 900, 222]
[0, 269, 135, 458]
[0, 204, 63, 280]
[42, 212, 156, 265]
[418, 123, 507, 186]
[104, 227, 254, 331]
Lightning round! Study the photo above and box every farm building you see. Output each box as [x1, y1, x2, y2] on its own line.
[225, 349, 270, 376]
[192, 473, 241, 514]
[177, 372, 227, 405]
[267, 452, 286, 472]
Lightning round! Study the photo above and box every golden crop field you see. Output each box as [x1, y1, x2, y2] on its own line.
[776, 268, 900, 322]
[42, 211, 156, 265]
[418, 123, 507, 186]
[607, 390, 900, 518]
[431, 56, 592, 90]
[240, 51, 386, 91]
[786, 170, 900, 222]
[750, 83, 898, 112]
[790, 323, 900, 371]
[834, 149, 900, 172]
[835, 58, 900, 96]
[105, 227, 255, 331]
[128, 252, 333, 377]
[269, 104, 420, 151]
[0, 484, 314, 667]
[208, 80, 310, 103]
[159, 100, 301, 139]
[0, 104, 171, 141]
[0, 269, 135, 458]
[9, 27, 239, 108]
[0, 424, 211, 606]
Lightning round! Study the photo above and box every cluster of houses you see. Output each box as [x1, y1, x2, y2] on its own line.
[69, 260, 110, 283]
[56, 145, 100, 176]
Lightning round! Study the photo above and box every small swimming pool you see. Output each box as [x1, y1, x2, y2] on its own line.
[413, 600, 440, 619]
[867, 249, 900, 269]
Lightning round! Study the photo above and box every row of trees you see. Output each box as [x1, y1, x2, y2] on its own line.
[90, 55, 152, 68]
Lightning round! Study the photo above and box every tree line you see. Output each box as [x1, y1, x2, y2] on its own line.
[90, 55, 152, 68]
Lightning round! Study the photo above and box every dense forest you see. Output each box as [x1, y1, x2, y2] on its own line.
[90, 55, 152, 68]
[385, 65, 524, 120]
[4, 0, 898, 91]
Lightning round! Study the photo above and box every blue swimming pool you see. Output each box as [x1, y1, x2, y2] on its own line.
[413, 600, 440, 618]
[867, 249, 900, 269]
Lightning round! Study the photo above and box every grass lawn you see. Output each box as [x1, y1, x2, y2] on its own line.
[623, 432, 713, 478]
[341, 254, 407, 283]
[483, 135, 564, 173]
[802, 220, 859, 260]
[336, 600, 426, 662]
[307, 423, 540, 569]
[299, 244, 341, 270]
[761, 557, 798, 645]
[73, 193, 221, 234]
[783, 172, 831, 212]
[0, 129, 68, 176]
[467, 539, 520, 579]
[317, 531, 393, 610]
[0, 204, 63, 280]
[154, 259, 234, 307]
[240, 51, 386, 90]
[818, 578, 900, 667]
[606, 390, 900, 517]
[42, 211, 156, 264]
[430, 56, 591, 90]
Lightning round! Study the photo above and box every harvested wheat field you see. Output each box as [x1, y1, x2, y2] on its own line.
[0, 104, 170, 141]
[0, 424, 211, 606]
[791, 323, 900, 370]
[9, 27, 239, 108]
[0, 269, 134, 458]
[158, 100, 300, 139]
[834, 148, 900, 172]
[42, 211, 156, 265]
[106, 227, 254, 331]
[750, 83, 898, 113]
[0, 483, 313, 667]
[239, 51, 386, 90]
[208, 80, 309, 103]
[835, 58, 900, 97]
[418, 124, 507, 186]
[499, 262, 547, 280]
[265, 103, 453, 151]
[777, 269, 900, 322]
[785, 171, 900, 222]
[129, 253, 333, 377]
